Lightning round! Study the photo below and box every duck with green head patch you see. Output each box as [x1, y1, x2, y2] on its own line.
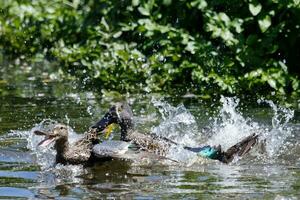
[92, 102, 259, 164]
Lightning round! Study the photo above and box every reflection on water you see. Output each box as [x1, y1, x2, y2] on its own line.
[0, 66, 300, 199]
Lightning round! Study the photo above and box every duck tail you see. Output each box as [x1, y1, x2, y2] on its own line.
[218, 133, 259, 163]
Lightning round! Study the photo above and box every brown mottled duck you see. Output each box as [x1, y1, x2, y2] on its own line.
[34, 124, 99, 164]
[92, 102, 259, 164]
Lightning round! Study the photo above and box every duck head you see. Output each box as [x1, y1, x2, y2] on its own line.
[34, 124, 68, 147]
[92, 102, 134, 141]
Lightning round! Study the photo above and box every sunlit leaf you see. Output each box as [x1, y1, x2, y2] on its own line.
[219, 12, 230, 24]
[278, 61, 288, 73]
[132, 0, 139, 6]
[191, 0, 207, 10]
[185, 41, 196, 54]
[113, 31, 122, 38]
[138, 6, 150, 16]
[249, 3, 262, 16]
[101, 17, 110, 31]
[267, 79, 277, 89]
[292, 77, 299, 90]
[258, 15, 271, 32]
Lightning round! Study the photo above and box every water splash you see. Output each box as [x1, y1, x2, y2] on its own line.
[150, 96, 295, 164]
[27, 119, 57, 169]
[207, 96, 260, 150]
[65, 114, 70, 126]
[19, 119, 88, 186]
[257, 99, 294, 157]
[151, 98, 200, 147]
[38, 164, 86, 186]
[27, 119, 83, 169]
[207, 96, 294, 160]
[23, 97, 295, 169]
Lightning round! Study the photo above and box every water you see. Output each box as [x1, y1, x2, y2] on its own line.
[0, 66, 300, 199]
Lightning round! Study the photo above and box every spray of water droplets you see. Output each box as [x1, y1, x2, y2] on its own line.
[207, 96, 260, 150]
[151, 98, 200, 147]
[26, 119, 87, 181]
[150, 96, 295, 163]
[22, 96, 296, 169]
[257, 98, 294, 157]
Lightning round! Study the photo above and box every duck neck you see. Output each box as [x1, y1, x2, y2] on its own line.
[54, 137, 69, 162]
[120, 120, 134, 141]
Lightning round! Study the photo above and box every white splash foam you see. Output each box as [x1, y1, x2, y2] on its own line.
[257, 99, 294, 157]
[150, 96, 295, 164]
[151, 98, 200, 146]
[207, 96, 294, 159]
[207, 96, 260, 150]
[27, 119, 85, 169]
[22, 120, 88, 184]
[27, 119, 57, 169]
[165, 145, 200, 166]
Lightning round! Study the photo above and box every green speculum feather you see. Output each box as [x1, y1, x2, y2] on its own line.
[197, 147, 219, 159]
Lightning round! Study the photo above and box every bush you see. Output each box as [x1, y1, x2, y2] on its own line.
[0, 0, 299, 97]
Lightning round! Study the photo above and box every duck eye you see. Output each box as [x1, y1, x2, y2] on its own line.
[60, 127, 64, 130]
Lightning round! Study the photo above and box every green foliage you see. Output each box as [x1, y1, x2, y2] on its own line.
[0, 0, 299, 97]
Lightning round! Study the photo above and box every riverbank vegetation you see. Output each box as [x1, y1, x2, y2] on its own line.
[0, 0, 299, 97]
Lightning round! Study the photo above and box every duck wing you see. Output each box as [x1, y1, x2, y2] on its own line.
[127, 131, 172, 156]
[92, 140, 176, 164]
[64, 145, 92, 164]
[65, 133, 96, 164]
[221, 133, 259, 163]
[92, 140, 131, 158]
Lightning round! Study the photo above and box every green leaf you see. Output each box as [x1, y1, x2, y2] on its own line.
[113, 31, 122, 38]
[101, 17, 110, 31]
[138, 6, 150, 16]
[249, 3, 262, 16]
[258, 15, 271, 32]
[132, 0, 139, 6]
[267, 79, 277, 89]
[246, 34, 258, 45]
[292, 78, 299, 91]
[163, 0, 172, 6]
[185, 41, 196, 54]
[191, 0, 207, 10]
[219, 12, 230, 24]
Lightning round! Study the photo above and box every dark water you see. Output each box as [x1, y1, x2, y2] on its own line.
[0, 63, 300, 199]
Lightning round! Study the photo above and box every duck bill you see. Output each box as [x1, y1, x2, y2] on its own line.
[103, 124, 117, 139]
[34, 130, 48, 136]
[92, 110, 118, 132]
[38, 136, 56, 147]
[34, 130, 56, 147]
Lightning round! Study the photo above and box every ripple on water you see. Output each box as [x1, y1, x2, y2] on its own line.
[0, 171, 38, 180]
[0, 93, 299, 199]
[0, 187, 34, 198]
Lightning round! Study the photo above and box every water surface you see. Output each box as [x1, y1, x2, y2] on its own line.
[0, 64, 300, 199]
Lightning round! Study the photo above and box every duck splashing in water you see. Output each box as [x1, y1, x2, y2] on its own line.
[92, 102, 260, 163]
[34, 124, 98, 165]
